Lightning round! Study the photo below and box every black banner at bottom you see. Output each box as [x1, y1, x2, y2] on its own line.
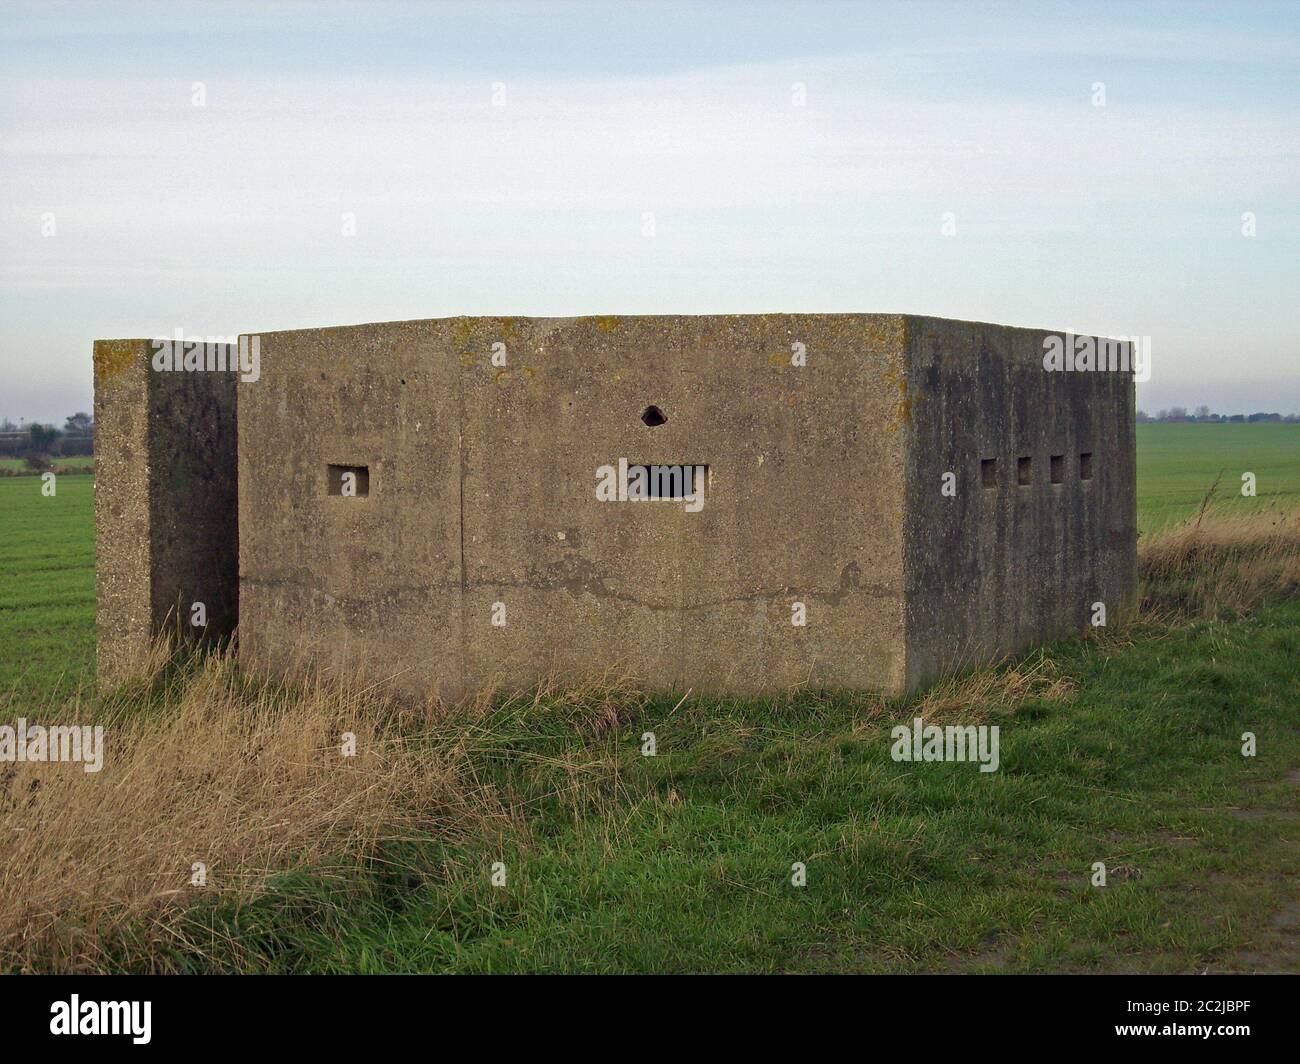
[1, 974, 1292, 1051]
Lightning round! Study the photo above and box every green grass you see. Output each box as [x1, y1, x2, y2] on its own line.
[0, 474, 95, 704]
[0, 454, 94, 472]
[1137, 423, 1300, 535]
[1, 429, 1297, 973]
[193, 605, 1298, 974]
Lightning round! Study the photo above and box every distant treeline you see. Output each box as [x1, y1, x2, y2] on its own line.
[0, 414, 94, 458]
[1137, 408, 1296, 424]
[2, 407, 1295, 461]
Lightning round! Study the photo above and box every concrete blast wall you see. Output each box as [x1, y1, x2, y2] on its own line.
[93, 339, 238, 685]
[93, 314, 1136, 701]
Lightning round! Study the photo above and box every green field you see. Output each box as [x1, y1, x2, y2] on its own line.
[0, 454, 94, 472]
[1137, 423, 1300, 534]
[0, 473, 94, 703]
[0, 428, 1297, 973]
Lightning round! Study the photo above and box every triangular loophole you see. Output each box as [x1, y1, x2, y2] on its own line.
[641, 405, 667, 427]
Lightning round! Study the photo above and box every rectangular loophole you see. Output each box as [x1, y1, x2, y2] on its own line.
[980, 458, 997, 488]
[1079, 452, 1094, 480]
[1017, 456, 1032, 486]
[327, 464, 369, 497]
[1050, 454, 1064, 484]
[624, 463, 709, 501]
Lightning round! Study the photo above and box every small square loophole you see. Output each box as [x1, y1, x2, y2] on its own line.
[1017, 456, 1032, 486]
[1050, 454, 1064, 484]
[980, 458, 997, 488]
[1080, 452, 1094, 480]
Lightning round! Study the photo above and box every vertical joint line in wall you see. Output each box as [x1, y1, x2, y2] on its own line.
[457, 352, 467, 691]
[458, 431, 465, 589]
[458, 432, 466, 687]
[898, 312, 913, 692]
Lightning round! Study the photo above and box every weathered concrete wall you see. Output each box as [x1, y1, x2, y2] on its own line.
[93, 339, 238, 685]
[456, 315, 908, 696]
[238, 315, 910, 700]
[99, 312, 1136, 701]
[901, 317, 1137, 690]
[93, 341, 152, 685]
[237, 321, 463, 697]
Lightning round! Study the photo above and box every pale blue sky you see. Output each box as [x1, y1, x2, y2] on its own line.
[2, 0, 1297, 423]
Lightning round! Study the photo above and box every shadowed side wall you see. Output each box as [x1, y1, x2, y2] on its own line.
[901, 317, 1138, 690]
[93, 339, 238, 686]
[148, 361, 239, 638]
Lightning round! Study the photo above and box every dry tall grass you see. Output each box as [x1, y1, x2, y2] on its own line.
[1138, 506, 1300, 618]
[0, 647, 509, 973]
[910, 655, 1077, 726]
